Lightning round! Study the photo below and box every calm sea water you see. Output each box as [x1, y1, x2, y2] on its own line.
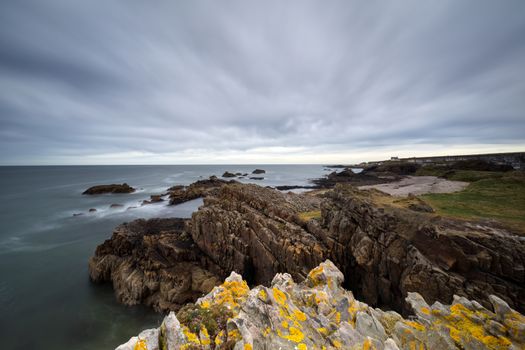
[0, 165, 328, 349]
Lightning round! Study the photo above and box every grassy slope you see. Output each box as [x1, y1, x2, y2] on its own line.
[420, 171, 525, 234]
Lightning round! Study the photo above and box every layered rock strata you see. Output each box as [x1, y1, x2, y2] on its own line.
[90, 182, 525, 316]
[88, 218, 221, 311]
[117, 260, 525, 350]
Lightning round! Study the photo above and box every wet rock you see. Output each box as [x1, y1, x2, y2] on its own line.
[249, 176, 264, 180]
[88, 208, 97, 212]
[110, 204, 124, 208]
[222, 171, 236, 178]
[252, 169, 266, 174]
[82, 183, 135, 195]
[73, 213, 84, 217]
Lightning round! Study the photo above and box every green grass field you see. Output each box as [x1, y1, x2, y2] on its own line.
[421, 171, 525, 234]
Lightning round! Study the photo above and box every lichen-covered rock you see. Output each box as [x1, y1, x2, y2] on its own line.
[117, 260, 525, 349]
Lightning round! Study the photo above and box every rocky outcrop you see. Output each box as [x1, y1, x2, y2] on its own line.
[313, 168, 398, 188]
[222, 172, 237, 178]
[191, 183, 525, 315]
[117, 260, 525, 350]
[82, 183, 135, 194]
[167, 176, 235, 205]
[88, 218, 221, 312]
[320, 185, 525, 314]
[252, 169, 266, 174]
[191, 184, 325, 286]
[91, 182, 525, 317]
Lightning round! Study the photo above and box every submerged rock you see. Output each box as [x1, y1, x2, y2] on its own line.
[82, 183, 135, 195]
[117, 260, 525, 350]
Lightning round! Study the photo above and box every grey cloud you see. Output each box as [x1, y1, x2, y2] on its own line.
[0, 0, 524, 164]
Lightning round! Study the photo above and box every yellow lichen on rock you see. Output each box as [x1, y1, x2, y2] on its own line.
[134, 339, 147, 350]
[272, 287, 287, 305]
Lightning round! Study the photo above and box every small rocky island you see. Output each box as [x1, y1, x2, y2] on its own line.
[82, 183, 135, 194]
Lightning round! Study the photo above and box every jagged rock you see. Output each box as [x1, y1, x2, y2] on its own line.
[88, 218, 221, 312]
[91, 181, 524, 318]
[252, 169, 266, 174]
[82, 183, 135, 194]
[321, 185, 525, 314]
[167, 176, 234, 205]
[190, 183, 524, 314]
[118, 260, 525, 350]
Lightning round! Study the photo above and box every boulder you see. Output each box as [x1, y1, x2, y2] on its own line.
[252, 169, 266, 174]
[222, 171, 237, 178]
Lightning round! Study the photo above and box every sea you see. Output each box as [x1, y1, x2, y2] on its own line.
[0, 165, 330, 349]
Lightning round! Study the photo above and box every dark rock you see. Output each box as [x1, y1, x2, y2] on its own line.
[89, 208, 97, 212]
[82, 183, 135, 195]
[275, 185, 317, 191]
[110, 204, 124, 208]
[249, 177, 264, 180]
[88, 218, 221, 312]
[91, 182, 525, 316]
[222, 171, 237, 178]
[73, 213, 84, 217]
[252, 169, 266, 174]
[167, 176, 234, 205]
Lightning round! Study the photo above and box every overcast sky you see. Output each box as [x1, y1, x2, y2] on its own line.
[1, 1, 524, 165]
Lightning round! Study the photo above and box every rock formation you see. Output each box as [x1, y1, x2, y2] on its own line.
[117, 260, 525, 350]
[252, 169, 266, 174]
[167, 176, 235, 205]
[82, 183, 135, 194]
[90, 182, 525, 317]
[88, 218, 221, 312]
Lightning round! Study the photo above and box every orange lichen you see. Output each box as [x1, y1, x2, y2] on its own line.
[404, 321, 425, 332]
[308, 265, 324, 285]
[440, 303, 512, 349]
[293, 309, 307, 322]
[278, 326, 305, 343]
[258, 289, 267, 302]
[363, 338, 373, 350]
[134, 339, 147, 350]
[273, 287, 287, 306]
[420, 307, 431, 315]
[182, 326, 200, 344]
[200, 327, 210, 346]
